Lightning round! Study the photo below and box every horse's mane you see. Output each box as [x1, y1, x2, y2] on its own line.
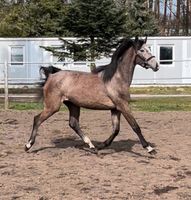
[92, 38, 144, 82]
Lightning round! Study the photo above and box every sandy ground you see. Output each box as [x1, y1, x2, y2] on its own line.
[0, 110, 191, 200]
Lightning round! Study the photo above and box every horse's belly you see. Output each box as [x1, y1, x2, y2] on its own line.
[81, 99, 115, 110]
[67, 90, 115, 110]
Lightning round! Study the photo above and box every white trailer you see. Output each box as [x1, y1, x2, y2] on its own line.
[0, 37, 191, 85]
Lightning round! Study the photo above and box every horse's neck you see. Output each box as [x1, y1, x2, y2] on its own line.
[117, 47, 136, 86]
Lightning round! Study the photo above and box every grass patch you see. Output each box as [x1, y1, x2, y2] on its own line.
[9, 102, 44, 110]
[130, 97, 191, 112]
[130, 86, 191, 95]
[0, 102, 68, 111]
[0, 97, 191, 112]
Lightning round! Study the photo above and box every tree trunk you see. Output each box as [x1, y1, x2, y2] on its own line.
[168, 0, 173, 35]
[156, 0, 160, 20]
[176, 0, 180, 35]
[190, 0, 191, 34]
[162, 0, 167, 35]
[182, 0, 187, 35]
[156, 0, 160, 21]
[186, 0, 190, 35]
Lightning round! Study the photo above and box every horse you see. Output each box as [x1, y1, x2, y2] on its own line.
[25, 37, 159, 154]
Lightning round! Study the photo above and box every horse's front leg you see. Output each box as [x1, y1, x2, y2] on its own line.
[115, 99, 155, 154]
[98, 109, 121, 149]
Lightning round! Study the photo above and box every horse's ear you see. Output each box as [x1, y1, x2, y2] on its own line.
[135, 36, 139, 43]
[145, 36, 147, 43]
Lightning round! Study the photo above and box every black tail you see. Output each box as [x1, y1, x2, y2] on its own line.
[39, 66, 62, 86]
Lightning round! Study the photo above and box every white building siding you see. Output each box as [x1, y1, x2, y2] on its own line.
[0, 37, 191, 85]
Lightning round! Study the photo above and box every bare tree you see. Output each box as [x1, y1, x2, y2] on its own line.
[156, 0, 160, 20]
[175, 0, 180, 34]
[185, 0, 190, 35]
[190, 0, 191, 34]
[161, 0, 168, 35]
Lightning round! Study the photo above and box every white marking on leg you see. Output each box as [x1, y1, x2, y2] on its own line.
[83, 136, 95, 149]
[146, 145, 154, 153]
[26, 140, 32, 149]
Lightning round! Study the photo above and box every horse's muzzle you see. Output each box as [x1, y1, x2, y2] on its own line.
[154, 63, 160, 72]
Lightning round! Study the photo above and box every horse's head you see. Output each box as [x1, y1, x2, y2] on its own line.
[134, 37, 159, 72]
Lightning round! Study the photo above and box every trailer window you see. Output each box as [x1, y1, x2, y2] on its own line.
[11, 46, 24, 65]
[159, 46, 173, 65]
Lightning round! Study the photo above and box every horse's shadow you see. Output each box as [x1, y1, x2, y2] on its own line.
[31, 137, 156, 158]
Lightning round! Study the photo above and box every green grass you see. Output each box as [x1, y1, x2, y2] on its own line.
[8, 102, 44, 110]
[0, 102, 68, 111]
[0, 102, 43, 110]
[0, 97, 191, 112]
[130, 97, 191, 112]
[130, 86, 191, 95]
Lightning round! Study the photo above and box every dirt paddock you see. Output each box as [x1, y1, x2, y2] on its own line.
[0, 110, 191, 200]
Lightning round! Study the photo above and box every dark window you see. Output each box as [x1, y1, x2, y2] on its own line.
[160, 46, 173, 65]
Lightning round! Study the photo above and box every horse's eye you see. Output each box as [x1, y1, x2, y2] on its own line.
[140, 49, 144, 52]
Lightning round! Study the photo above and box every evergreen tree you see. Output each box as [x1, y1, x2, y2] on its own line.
[0, 0, 69, 37]
[60, 0, 127, 63]
[0, 4, 28, 37]
[125, 0, 159, 37]
[42, 38, 89, 62]
[24, 0, 69, 37]
[0, 0, 9, 23]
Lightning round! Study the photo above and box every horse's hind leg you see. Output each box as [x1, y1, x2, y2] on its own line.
[98, 109, 121, 149]
[25, 98, 61, 151]
[64, 102, 96, 152]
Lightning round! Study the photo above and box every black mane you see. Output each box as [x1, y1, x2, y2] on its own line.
[92, 38, 144, 82]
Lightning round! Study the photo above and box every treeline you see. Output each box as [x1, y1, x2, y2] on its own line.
[117, 0, 191, 36]
[0, 0, 158, 37]
[151, 0, 191, 35]
[0, 0, 191, 37]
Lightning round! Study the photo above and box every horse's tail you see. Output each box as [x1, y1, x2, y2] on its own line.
[39, 65, 62, 86]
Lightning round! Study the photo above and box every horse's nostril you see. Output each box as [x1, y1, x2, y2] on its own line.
[156, 63, 160, 71]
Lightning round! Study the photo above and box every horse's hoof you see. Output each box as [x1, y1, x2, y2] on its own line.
[83, 147, 98, 154]
[24, 142, 32, 152]
[90, 147, 98, 154]
[146, 145, 156, 154]
[149, 149, 157, 155]
[24, 145, 30, 152]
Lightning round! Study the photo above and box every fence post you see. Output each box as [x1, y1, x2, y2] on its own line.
[4, 61, 9, 110]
